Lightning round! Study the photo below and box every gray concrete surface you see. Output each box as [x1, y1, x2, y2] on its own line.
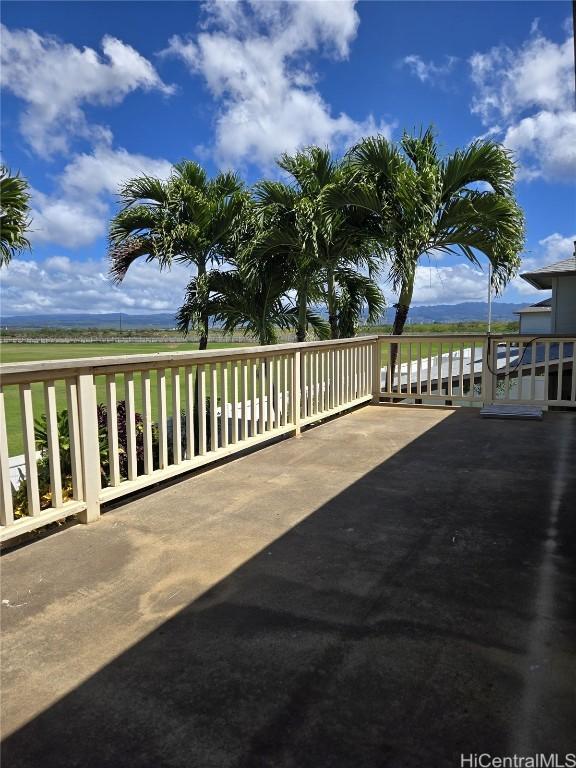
[2, 405, 575, 767]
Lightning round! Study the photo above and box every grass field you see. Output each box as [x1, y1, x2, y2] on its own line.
[1, 342, 248, 456]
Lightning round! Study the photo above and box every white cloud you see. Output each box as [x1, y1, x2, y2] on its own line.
[30, 191, 107, 249]
[0, 24, 174, 155]
[511, 232, 576, 296]
[469, 22, 575, 182]
[503, 111, 576, 183]
[164, 0, 393, 168]
[0, 256, 191, 315]
[412, 263, 488, 305]
[30, 145, 172, 248]
[401, 55, 457, 85]
[58, 144, 173, 197]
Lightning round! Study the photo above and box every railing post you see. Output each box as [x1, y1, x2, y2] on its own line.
[371, 338, 381, 404]
[293, 349, 302, 436]
[77, 373, 101, 523]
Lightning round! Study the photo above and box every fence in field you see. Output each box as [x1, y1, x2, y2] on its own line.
[1, 334, 574, 542]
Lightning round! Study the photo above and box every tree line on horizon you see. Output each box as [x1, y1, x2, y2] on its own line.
[1, 128, 526, 347]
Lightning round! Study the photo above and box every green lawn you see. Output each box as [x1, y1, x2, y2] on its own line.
[1, 342, 254, 456]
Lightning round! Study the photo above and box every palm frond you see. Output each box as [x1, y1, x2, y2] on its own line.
[0, 165, 31, 266]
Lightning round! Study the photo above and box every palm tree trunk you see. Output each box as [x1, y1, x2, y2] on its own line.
[326, 269, 339, 340]
[389, 277, 414, 394]
[296, 288, 307, 343]
[199, 315, 209, 351]
[197, 260, 208, 351]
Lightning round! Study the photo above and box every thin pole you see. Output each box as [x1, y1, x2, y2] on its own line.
[487, 262, 492, 333]
[573, 0, 576, 108]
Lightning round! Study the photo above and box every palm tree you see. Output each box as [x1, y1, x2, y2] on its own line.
[334, 129, 525, 337]
[109, 160, 244, 350]
[1, 165, 31, 267]
[176, 200, 328, 345]
[252, 147, 384, 341]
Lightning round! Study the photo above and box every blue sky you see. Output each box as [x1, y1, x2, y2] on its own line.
[1, 0, 574, 315]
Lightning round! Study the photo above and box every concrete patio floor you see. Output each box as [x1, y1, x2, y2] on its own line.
[2, 406, 575, 767]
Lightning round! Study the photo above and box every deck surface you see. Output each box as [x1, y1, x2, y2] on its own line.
[2, 406, 575, 767]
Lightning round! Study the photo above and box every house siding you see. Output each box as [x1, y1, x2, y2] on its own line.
[519, 312, 552, 334]
[553, 275, 576, 334]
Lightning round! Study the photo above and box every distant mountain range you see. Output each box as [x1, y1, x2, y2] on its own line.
[1, 302, 525, 329]
[0, 313, 177, 329]
[389, 301, 524, 324]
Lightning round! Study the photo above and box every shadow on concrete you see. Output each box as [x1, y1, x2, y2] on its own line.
[2, 409, 576, 767]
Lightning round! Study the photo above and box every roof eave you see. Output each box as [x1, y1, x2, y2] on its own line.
[520, 273, 552, 290]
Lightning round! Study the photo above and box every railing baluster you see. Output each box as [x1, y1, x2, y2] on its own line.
[66, 378, 83, 500]
[458, 343, 464, 399]
[231, 360, 239, 444]
[106, 375, 120, 486]
[307, 351, 314, 415]
[427, 344, 432, 397]
[274, 357, 281, 427]
[20, 383, 40, 516]
[320, 350, 326, 411]
[516, 342, 524, 400]
[469, 342, 475, 400]
[505, 342, 511, 401]
[44, 381, 63, 508]
[343, 346, 349, 402]
[437, 343, 443, 398]
[251, 360, 258, 437]
[211, 364, 219, 449]
[198, 365, 207, 455]
[301, 351, 308, 418]
[267, 357, 274, 431]
[530, 341, 537, 401]
[293, 350, 301, 434]
[332, 347, 338, 406]
[447, 344, 453, 400]
[259, 358, 266, 434]
[416, 343, 422, 397]
[557, 342, 564, 402]
[171, 368, 182, 464]
[157, 369, 168, 468]
[185, 366, 195, 459]
[543, 344, 550, 403]
[141, 371, 153, 475]
[282, 356, 289, 426]
[241, 360, 249, 439]
[220, 362, 228, 449]
[125, 372, 137, 480]
[0, 388, 14, 526]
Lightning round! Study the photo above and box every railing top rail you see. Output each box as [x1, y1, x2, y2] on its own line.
[0, 336, 377, 385]
[378, 333, 576, 342]
[378, 333, 487, 342]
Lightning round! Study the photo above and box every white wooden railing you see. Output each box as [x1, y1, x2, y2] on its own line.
[377, 333, 576, 408]
[1, 333, 574, 543]
[0, 337, 376, 542]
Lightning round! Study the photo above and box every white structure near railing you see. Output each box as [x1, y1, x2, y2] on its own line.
[1, 334, 575, 543]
